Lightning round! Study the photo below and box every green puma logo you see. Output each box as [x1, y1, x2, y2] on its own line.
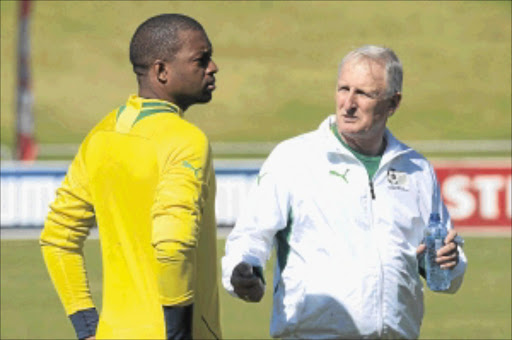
[257, 172, 268, 185]
[183, 161, 202, 178]
[329, 169, 350, 183]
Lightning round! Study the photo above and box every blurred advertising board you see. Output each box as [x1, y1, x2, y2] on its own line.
[435, 160, 511, 228]
[1, 160, 510, 230]
[0, 161, 260, 228]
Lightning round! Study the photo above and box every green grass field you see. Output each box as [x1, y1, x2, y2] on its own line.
[1, 1, 511, 151]
[1, 237, 510, 339]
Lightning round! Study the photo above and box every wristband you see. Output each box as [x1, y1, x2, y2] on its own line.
[69, 307, 98, 340]
[163, 304, 193, 340]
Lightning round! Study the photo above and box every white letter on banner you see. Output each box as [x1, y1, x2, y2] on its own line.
[0, 178, 18, 226]
[19, 177, 59, 226]
[36, 178, 60, 222]
[215, 177, 234, 225]
[442, 175, 475, 220]
[215, 175, 255, 226]
[19, 178, 36, 226]
[473, 175, 504, 220]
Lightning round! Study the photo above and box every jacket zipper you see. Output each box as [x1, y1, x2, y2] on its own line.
[369, 180, 376, 200]
[367, 180, 384, 337]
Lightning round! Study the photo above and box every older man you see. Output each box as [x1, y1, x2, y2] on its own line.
[222, 45, 466, 339]
[40, 14, 220, 340]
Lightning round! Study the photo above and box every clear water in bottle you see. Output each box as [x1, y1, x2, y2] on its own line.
[424, 213, 450, 291]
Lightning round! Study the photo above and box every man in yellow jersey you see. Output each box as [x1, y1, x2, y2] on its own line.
[40, 14, 220, 340]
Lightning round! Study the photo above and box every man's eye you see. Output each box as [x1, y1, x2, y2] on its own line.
[356, 91, 372, 98]
[197, 56, 210, 67]
[338, 86, 348, 92]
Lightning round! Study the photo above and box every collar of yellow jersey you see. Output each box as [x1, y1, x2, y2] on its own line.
[130, 94, 183, 117]
[115, 95, 184, 133]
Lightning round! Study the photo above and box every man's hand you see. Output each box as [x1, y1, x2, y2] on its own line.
[416, 229, 461, 270]
[231, 262, 264, 303]
[437, 229, 460, 269]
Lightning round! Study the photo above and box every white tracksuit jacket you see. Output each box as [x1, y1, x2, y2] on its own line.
[222, 115, 467, 339]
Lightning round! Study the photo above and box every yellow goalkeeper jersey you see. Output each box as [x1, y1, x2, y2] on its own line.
[40, 95, 221, 339]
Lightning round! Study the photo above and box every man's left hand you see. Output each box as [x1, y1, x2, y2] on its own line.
[437, 229, 460, 269]
[416, 229, 460, 270]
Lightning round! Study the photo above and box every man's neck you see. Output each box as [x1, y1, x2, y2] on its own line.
[138, 90, 188, 113]
[138, 87, 162, 101]
[340, 132, 386, 157]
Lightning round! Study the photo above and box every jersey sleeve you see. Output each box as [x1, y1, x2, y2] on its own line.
[39, 143, 97, 316]
[151, 129, 212, 306]
[221, 144, 291, 296]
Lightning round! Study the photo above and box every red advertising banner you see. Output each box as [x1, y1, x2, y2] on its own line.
[434, 160, 511, 228]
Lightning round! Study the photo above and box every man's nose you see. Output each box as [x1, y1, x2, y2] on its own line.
[208, 59, 218, 74]
[343, 91, 356, 112]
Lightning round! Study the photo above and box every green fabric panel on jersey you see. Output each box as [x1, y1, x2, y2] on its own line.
[132, 101, 180, 127]
[132, 108, 178, 127]
[116, 101, 181, 130]
[116, 105, 126, 121]
[276, 209, 293, 275]
[330, 124, 383, 180]
[141, 102, 175, 109]
[115, 104, 140, 133]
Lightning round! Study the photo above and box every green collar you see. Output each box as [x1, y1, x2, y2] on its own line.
[330, 124, 385, 159]
[330, 124, 384, 180]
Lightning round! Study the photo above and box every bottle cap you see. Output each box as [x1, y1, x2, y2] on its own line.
[429, 213, 441, 223]
[454, 235, 465, 248]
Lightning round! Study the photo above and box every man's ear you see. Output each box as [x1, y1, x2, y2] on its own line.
[388, 92, 402, 117]
[152, 60, 168, 84]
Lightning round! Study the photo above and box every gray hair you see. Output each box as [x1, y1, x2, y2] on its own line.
[338, 45, 403, 97]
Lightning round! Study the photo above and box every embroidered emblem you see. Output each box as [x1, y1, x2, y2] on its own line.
[387, 168, 409, 191]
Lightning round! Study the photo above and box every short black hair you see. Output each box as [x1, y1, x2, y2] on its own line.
[129, 13, 205, 75]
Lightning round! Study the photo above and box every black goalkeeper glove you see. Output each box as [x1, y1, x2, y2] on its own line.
[230, 262, 265, 303]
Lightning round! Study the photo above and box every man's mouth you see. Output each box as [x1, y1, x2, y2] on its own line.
[342, 114, 357, 120]
[206, 81, 216, 91]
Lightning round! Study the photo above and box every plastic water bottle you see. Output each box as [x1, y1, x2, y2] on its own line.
[424, 213, 450, 291]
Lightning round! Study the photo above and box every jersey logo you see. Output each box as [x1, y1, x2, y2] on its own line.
[183, 161, 202, 178]
[387, 168, 409, 191]
[329, 169, 350, 183]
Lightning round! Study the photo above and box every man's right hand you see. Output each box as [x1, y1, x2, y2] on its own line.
[230, 262, 265, 303]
